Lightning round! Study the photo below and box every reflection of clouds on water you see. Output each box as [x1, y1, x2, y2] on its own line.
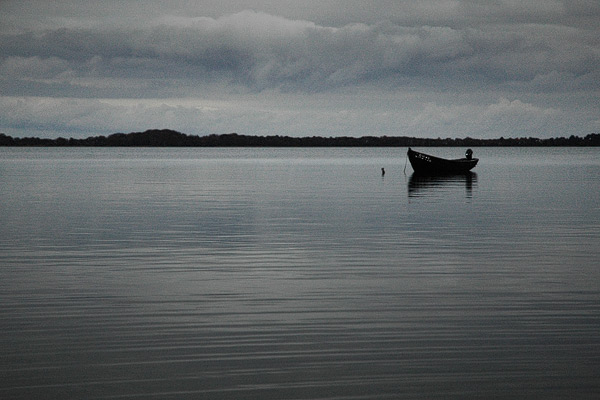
[408, 172, 477, 199]
[3, 148, 600, 400]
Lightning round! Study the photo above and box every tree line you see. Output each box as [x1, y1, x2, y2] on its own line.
[1, 129, 599, 147]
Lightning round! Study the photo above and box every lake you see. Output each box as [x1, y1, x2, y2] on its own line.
[1, 147, 599, 399]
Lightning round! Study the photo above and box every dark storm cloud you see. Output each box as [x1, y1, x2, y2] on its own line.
[0, 1, 599, 139]
[2, 9, 598, 97]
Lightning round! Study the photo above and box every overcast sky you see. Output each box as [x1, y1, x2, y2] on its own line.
[1, 0, 599, 139]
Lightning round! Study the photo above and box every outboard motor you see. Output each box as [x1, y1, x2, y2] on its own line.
[465, 149, 473, 160]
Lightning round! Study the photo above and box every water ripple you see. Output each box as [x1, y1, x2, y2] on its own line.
[1, 148, 599, 399]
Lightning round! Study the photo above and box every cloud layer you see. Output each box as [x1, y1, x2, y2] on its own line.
[3, 10, 598, 94]
[1, 2, 599, 138]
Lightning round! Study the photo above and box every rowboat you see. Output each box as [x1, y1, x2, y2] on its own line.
[407, 148, 478, 174]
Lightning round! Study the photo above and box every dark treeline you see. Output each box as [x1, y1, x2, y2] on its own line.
[1, 129, 600, 147]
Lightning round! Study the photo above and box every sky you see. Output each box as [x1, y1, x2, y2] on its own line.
[1, 0, 599, 139]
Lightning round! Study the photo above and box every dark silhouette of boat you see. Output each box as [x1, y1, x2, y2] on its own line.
[407, 148, 478, 174]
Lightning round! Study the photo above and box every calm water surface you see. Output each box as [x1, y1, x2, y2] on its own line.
[1, 147, 599, 399]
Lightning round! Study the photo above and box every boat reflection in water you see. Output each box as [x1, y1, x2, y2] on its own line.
[408, 172, 478, 199]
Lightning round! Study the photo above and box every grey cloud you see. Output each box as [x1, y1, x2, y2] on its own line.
[1, 2, 598, 139]
[1, 89, 590, 140]
[0, 56, 71, 79]
[2, 10, 598, 96]
[6, 1, 598, 30]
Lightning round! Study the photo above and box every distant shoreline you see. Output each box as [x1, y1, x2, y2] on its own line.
[1, 129, 599, 147]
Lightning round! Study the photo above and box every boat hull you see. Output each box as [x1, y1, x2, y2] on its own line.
[408, 148, 478, 174]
